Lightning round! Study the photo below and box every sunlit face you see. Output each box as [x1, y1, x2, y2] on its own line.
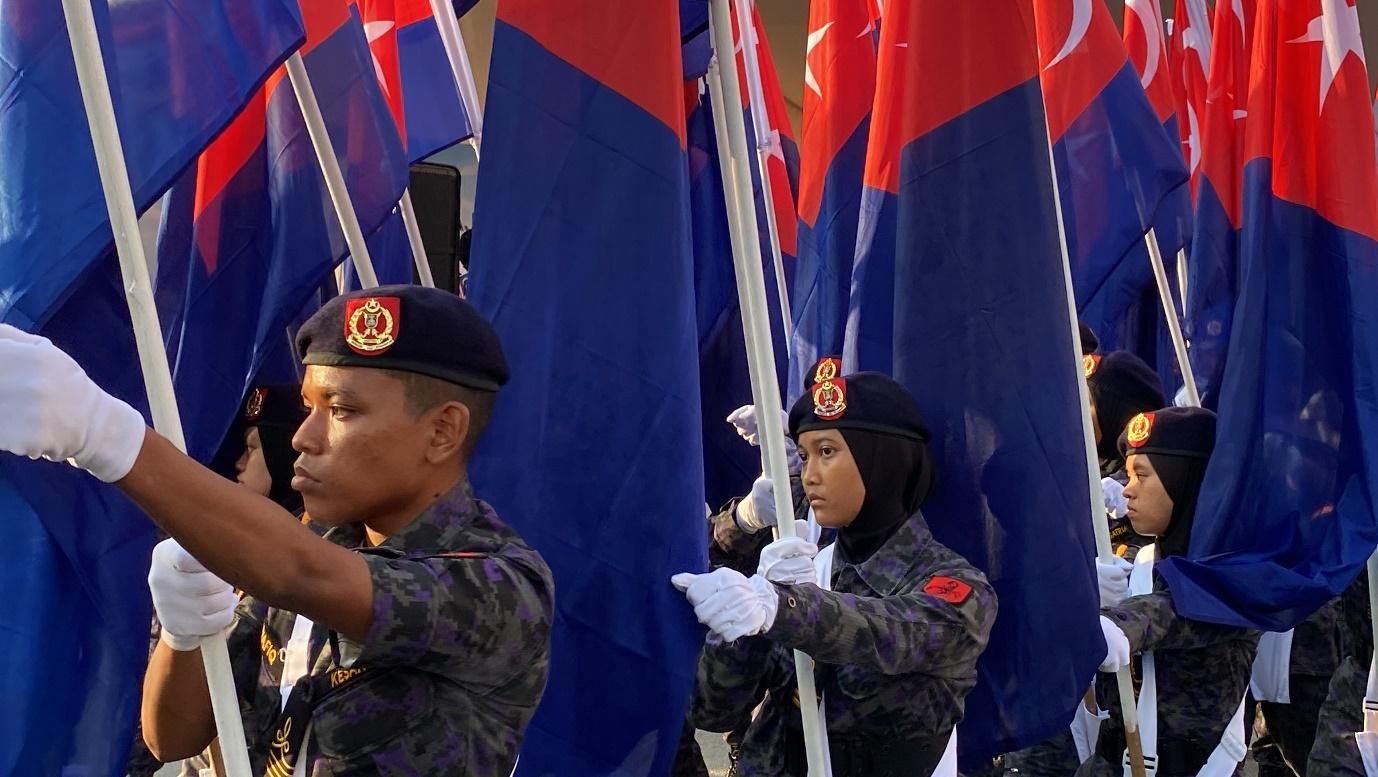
[796, 430, 866, 528]
[234, 427, 272, 498]
[1124, 453, 1173, 537]
[292, 365, 436, 525]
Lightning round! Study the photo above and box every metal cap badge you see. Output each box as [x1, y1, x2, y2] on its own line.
[811, 357, 847, 420]
[344, 297, 400, 356]
[1125, 412, 1154, 448]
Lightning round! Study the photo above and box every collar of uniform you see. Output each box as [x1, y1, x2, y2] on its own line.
[322, 479, 481, 552]
[835, 510, 932, 597]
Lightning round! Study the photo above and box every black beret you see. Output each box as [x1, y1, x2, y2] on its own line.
[1079, 321, 1100, 356]
[296, 285, 509, 391]
[788, 357, 931, 443]
[242, 384, 306, 430]
[1118, 406, 1217, 460]
[1085, 350, 1166, 408]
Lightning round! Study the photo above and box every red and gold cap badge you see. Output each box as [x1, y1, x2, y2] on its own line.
[244, 388, 268, 423]
[344, 297, 400, 356]
[811, 357, 847, 420]
[1126, 412, 1155, 448]
[1083, 353, 1101, 379]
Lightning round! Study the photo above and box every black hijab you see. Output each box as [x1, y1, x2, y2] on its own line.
[1145, 452, 1209, 559]
[835, 428, 935, 564]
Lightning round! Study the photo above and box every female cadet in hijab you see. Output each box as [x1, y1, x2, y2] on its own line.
[672, 361, 997, 777]
[1083, 407, 1260, 777]
[1085, 351, 1167, 559]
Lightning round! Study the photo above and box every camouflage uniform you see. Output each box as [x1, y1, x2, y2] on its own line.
[692, 510, 997, 777]
[1250, 600, 1341, 777]
[1078, 579, 1260, 777]
[226, 481, 553, 776]
[1306, 573, 1370, 777]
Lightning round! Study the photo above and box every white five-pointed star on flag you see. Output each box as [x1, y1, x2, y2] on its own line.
[804, 21, 834, 99]
[364, 19, 396, 97]
[1288, 0, 1366, 113]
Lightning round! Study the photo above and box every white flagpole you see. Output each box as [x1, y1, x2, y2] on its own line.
[427, 0, 484, 160]
[57, 2, 251, 776]
[1041, 101, 1148, 777]
[1366, 551, 1378, 732]
[732, 0, 793, 346]
[707, 4, 827, 775]
[1144, 230, 1201, 407]
[284, 53, 380, 289]
[1176, 247, 1189, 317]
[399, 191, 437, 287]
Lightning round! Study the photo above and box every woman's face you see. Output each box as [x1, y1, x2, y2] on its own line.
[234, 427, 273, 498]
[797, 430, 866, 528]
[1124, 453, 1173, 536]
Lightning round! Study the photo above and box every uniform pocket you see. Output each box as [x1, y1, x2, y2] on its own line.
[310, 671, 434, 760]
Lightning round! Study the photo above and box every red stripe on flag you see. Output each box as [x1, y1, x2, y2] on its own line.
[499, 0, 686, 146]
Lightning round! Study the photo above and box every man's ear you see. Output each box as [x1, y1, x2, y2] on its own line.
[426, 401, 471, 465]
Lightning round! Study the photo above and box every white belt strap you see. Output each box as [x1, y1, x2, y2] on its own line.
[1354, 646, 1378, 776]
[1249, 630, 1295, 704]
[812, 543, 957, 777]
[1122, 544, 1246, 777]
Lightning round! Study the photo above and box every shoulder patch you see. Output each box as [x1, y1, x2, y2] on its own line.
[923, 576, 973, 605]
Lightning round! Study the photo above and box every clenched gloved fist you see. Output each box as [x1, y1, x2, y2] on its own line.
[148, 540, 239, 652]
[672, 567, 779, 642]
[1099, 616, 1131, 672]
[1096, 556, 1133, 607]
[735, 474, 779, 534]
[0, 325, 146, 482]
[726, 404, 801, 472]
[757, 530, 819, 586]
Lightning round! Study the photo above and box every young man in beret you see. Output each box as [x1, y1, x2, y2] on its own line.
[0, 286, 553, 776]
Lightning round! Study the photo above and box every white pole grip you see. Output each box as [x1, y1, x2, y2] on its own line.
[284, 52, 379, 290]
[57, 2, 250, 775]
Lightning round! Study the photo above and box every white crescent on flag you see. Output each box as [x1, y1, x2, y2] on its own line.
[1047, 0, 1092, 69]
[1126, 0, 1163, 88]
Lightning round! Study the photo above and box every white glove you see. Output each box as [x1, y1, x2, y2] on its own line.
[0, 325, 146, 482]
[758, 529, 818, 585]
[1096, 556, 1133, 606]
[726, 404, 801, 471]
[1099, 616, 1131, 672]
[149, 540, 238, 652]
[734, 474, 779, 534]
[1101, 477, 1128, 518]
[671, 567, 779, 642]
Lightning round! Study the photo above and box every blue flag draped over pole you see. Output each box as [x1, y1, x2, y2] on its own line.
[1156, 0, 1378, 631]
[0, 1, 305, 772]
[467, 1, 705, 774]
[156, 0, 409, 463]
[845, 0, 1101, 760]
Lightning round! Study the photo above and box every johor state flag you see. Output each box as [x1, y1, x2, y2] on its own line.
[156, 0, 409, 463]
[1037, 0, 1190, 356]
[1157, 0, 1378, 631]
[466, 2, 705, 775]
[845, 0, 1101, 760]
[0, 3, 304, 773]
[1169, 0, 1213, 191]
[358, 0, 473, 160]
[790, 0, 878, 400]
[1186, 0, 1256, 408]
[0, 0, 304, 331]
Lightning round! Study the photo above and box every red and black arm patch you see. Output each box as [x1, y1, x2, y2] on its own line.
[922, 575, 973, 605]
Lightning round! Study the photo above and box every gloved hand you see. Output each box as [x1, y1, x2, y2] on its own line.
[757, 529, 818, 585]
[0, 325, 147, 482]
[1101, 476, 1128, 518]
[671, 567, 779, 642]
[148, 540, 239, 651]
[734, 474, 779, 534]
[1096, 556, 1133, 606]
[1099, 616, 1132, 672]
[726, 404, 801, 472]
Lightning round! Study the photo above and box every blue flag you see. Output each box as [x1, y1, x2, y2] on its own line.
[846, 0, 1101, 760]
[467, 2, 705, 775]
[156, 1, 409, 462]
[0, 0, 304, 331]
[1155, 0, 1378, 631]
[0, 3, 303, 772]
